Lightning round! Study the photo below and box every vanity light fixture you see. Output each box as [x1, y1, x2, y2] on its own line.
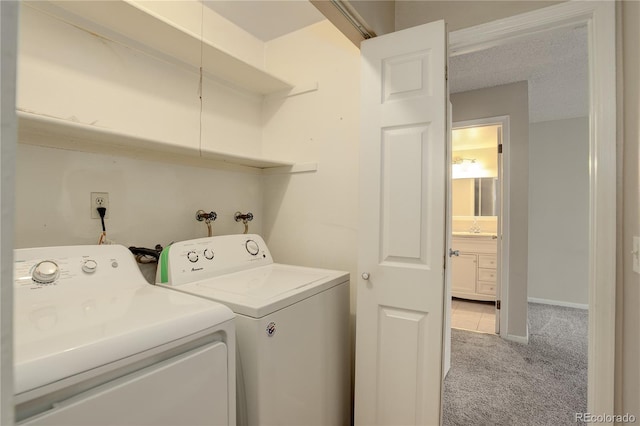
[452, 157, 485, 179]
[452, 157, 477, 165]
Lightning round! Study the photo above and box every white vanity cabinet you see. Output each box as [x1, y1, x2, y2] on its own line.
[451, 235, 498, 301]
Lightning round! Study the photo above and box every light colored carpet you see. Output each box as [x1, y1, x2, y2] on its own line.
[442, 303, 588, 426]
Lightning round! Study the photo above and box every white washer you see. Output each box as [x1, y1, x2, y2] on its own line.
[14, 244, 236, 426]
[156, 234, 350, 426]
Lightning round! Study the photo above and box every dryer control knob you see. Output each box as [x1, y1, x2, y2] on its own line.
[245, 240, 259, 256]
[82, 259, 98, 274]
[204, 248, 215, 260]
[187, 251, 199, 263]
[32, 260, 60, 284]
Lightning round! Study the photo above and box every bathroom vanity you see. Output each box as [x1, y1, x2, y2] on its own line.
[451, 233, 497, 301]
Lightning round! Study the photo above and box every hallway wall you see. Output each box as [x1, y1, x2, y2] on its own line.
[451, 81, 529, 340]
[528, 117, 589, 307]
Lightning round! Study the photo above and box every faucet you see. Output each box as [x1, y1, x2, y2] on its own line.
[469, 217, 481, 233]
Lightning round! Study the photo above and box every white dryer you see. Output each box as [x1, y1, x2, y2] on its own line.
[14, 244, 235, 426]
[156, 234, 350, 426]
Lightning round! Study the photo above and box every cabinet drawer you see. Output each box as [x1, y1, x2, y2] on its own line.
[478, 268, 497, 282]
[477, 281, 496, 295]
[478, 255, 497, 269]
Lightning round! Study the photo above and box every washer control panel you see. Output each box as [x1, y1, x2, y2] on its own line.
[245, 240, 260, 256]
[158, 234, 274, 286]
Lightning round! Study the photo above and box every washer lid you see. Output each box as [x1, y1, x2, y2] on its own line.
[13, 245, 234, 395]
[168, 264, 349, 318]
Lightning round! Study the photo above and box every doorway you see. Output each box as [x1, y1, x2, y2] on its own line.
[449, 117, 507, 336]
[448, 1, 616, 415]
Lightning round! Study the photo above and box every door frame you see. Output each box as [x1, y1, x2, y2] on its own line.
[0, 1, 19, 425]
[449, 1, 616, 415]
[451, 116, 509, 336]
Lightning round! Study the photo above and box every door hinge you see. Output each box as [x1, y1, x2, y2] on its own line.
[445, 65, 448, 81]
[498, 143, 503, 154]
[496, 300, 501, 310]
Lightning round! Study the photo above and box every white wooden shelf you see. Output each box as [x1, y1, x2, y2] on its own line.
[18, 2, 317, 173]
[31, 0, 294, 95]
[17, 111, 298, 170]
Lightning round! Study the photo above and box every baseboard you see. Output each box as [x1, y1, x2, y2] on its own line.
[528, 297, 588, 310]
[504, 332, 528, 344]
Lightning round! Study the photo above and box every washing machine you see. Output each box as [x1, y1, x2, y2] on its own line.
[14, 244, 236, 425]
[156, 234, 350, 426]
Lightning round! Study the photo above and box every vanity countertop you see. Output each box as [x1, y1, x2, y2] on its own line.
[452, 231, 498, 239]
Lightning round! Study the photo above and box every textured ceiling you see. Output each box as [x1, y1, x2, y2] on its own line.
[449, 25, 589, 123]
[203, 0, 325, 42]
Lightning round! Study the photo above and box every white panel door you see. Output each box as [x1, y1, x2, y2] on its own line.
[354, 20, 448, 426]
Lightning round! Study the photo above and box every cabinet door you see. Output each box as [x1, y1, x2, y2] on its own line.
[451, 254, 477, 295]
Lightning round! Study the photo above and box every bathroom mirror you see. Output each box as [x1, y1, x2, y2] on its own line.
[452, 177, 498, 216]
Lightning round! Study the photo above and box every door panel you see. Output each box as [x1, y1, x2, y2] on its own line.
[355, 20, 448, 426]
[382, 124, 432, 265]
[377, 307, 430, 425]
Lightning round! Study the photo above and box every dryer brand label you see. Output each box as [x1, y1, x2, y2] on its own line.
[266, 322, 276, 337]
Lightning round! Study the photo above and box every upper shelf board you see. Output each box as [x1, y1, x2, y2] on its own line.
[30, 0, 294, 95]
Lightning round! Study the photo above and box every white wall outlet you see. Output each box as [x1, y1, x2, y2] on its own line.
[91, 192, 109, 219]
[633, 236, 640, 274]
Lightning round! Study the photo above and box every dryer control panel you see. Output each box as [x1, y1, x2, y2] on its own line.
[158, 234, 274, 286]
[14, 245, 142, 290]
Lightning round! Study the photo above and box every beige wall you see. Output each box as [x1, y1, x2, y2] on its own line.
[395, 0, 562, 32]
[528, 117, 589, 306]
[618, 0, 640, 419]
[14, 144, 264, 251]
[451, 81, 529, 339]
[262, 21, 360, 311]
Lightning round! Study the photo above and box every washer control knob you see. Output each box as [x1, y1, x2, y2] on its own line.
[187, 251, 199, 263]
[245, 240, 260, 256]
[32, 261, 60, 284]
[204, 248, 215, 260]
[82, 259, 98, 274]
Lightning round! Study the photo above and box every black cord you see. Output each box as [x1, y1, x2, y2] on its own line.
[97, 207, 107, 232]
[129, 245, 163, 261]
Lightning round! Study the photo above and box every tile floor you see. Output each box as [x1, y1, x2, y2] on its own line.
[451, 298, 496, 334]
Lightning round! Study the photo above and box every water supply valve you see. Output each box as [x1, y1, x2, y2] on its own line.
[234, 212, 253, 234]
[196, 210, 217, 237]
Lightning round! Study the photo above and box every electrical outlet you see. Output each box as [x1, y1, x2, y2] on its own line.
[91, 192, 109, 219]
[633, 236, 640, 274]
